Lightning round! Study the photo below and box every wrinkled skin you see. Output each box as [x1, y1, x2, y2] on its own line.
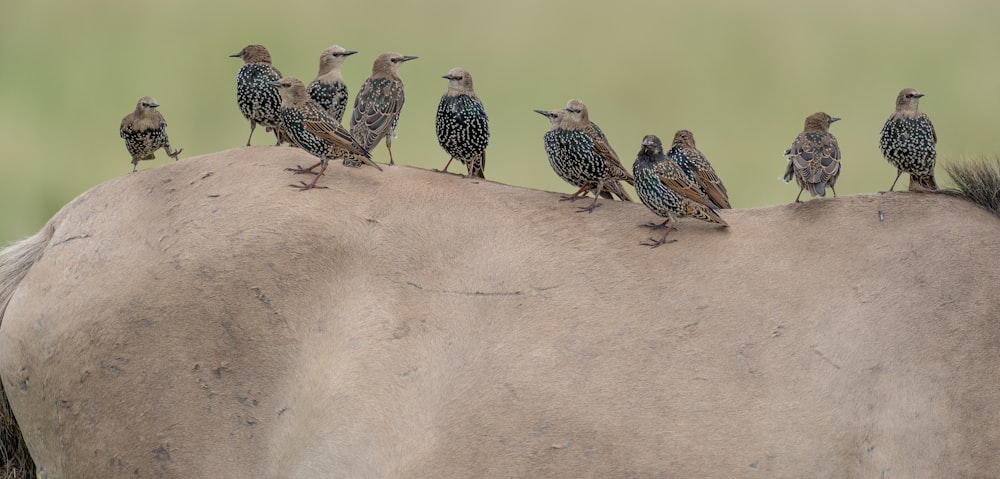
[1, 147, 999, 478]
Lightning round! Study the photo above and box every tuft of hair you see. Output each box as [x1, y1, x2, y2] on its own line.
[942, 155, 1000, 217]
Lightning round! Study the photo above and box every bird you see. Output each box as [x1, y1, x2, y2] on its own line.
[349, 52, 417, 166]
[270, 77, 381, 191]
[667, 129, 731, 209]
[633, 134, 728, 247]
[119, 96, 182, 173]
[558, 99, 635, 212]
[535, 108, 617, 204]
[230, 44, 286, 146]
[307, 45, 358, 123]
[435, 67, 490, 179]
[782, 112, 842, 202]
[879, 88, 938, 191]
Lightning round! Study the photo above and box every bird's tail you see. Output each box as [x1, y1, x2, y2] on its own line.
[688, 203, 728, 227]
[806, 182, 826, 198]
[909, 173, 938, 192]
[470, 153, 486, 179]
[604, 179, 633, 202]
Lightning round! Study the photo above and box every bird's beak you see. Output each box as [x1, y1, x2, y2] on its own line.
[533, 109, 551, 117]
[401, 55, 418, 62]
[641, 137, 656, 147]
[268, 81, 281, 87]
[442, 74, 455, 80]
[831, 117, 842, 123]
[344, 50, 358, 56]
[913, 93, 925, 98]
[149, 102, 160, 108]
[228, 52, 242, 58]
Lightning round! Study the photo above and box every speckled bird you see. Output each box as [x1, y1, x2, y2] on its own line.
[435, 67, 490, 179]
[667, 130, 731, 209]
[119, 96, 182, 173]
[558, 99, 634, 212]
[535, 108, 616, 203]
[633, 134, 728, 247]
[349, 52, 417, 166]
[879, 88, 938, 191]
[270, 77, 381, 190]
[782, 112, 842, 202]
[307, 45, 357, 123]
[230, 44, 285, 146]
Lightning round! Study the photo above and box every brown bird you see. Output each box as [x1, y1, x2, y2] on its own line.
[667, 130, 731, 209]
[230, 44, 286, 147]
[435, 67, 490, 178]
[307, 44, 357, 123]
[270, 77, 380, 191]
[349, 52, 417, 166]
[561, 99, 634, 212]
[119, 96, 182, 173]
[783, 112, 842, 202]
[879, 88, 938, 191]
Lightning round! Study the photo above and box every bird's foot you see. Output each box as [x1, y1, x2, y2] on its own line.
[640, 221, 669, 230]
[290, 181, 328, 191]
[166, 148, 183, 161]
[285, 165, 319, 175]
[575, 202, 601, 214]
[559, 194, 582, 202]
[641, 237, 678, 248]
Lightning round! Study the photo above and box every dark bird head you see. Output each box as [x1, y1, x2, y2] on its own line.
[442, 67, 475, 95]
[372, 52, 418, 79]
[640, 134, 664, 156]
[564, 99, 590, 122]
[894, 88, 925, 113]
[317, 45, 357, 74]
[671, 129, 697, 149]
[802, 112, 841, 132]
[134, 96, 160, 116]
[269, 77, 308, 106]
[534, 108, 567, 130]
[230, 44, 273, 64]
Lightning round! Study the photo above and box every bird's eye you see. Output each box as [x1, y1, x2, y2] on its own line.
[454, 76, 463, 80]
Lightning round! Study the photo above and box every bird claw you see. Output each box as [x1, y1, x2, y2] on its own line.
[289, 181, 328, 191]
[285, 165, 317, 175]
[640, 221, 669, 230]
[559, 194, 582, 202]
[575, 203, 601, 214]
[167, 148, 183, 161]
[641, 237, 678, 248]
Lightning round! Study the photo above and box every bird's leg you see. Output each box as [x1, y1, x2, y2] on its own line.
[438, 156, 455, 174]
[883, 171, 903, 194]
[385, 136, 395, 165]
[165, 146, 183, 161]
[245, 122, 257, 147]
[292, 161, 330, 191]
[576, 180, 605, 213]
[795, 186, 805, 203]
[830, 185, 838, 198]
[131, 158, 139, 173]
[285, 161, 323, 175]
[559, 185, 591, 202]
[641, 221, 678, 248]
[640, 219, 670, 230]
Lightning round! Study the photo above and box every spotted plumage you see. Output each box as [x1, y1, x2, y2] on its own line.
[562, 99, 634, 207]
[633, 134, 728, 247]
[879, 88, 938, 191]
[307, 45, 357, 123]
[230, 44, 285, 146]
[349, 52, 417, 166]
[782, 112, 842, 202]
[535, 108, 620, 205]
[435, 68, 490, 179]
[667, 130, 731, 209]
[119, 96, 182, 173]
[270, 77, 381, 190]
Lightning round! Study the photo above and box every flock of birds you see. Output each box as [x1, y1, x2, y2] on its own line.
[117, 44, 939, 247]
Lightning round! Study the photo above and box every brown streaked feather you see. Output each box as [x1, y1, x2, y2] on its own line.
[655, 166, 717, 211]
[301, 114, 369, 158]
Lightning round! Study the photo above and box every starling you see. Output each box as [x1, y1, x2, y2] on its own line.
[435, 67, 490, 179]
[535, 108, 617, 204]
[270, 77, 381, 191]
[782, 112, 842, 202]
[119, 96, 182, 173]
[879, 88, 938, 191]
[230, 44, 286, 146]
[558, 99, 635, 212]
[667, 129, 731, 209]
[307, 45, 357, 123]
[349, 52, 417, 166]
[633, 134, 728, 247]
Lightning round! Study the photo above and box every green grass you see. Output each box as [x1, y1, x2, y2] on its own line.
[2, 0, 1000, 245]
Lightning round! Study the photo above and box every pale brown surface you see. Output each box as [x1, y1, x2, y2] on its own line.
[1, 146, 999, 478]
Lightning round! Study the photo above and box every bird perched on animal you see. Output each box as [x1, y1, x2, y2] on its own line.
[119, 96, 182, 173]
[633, 134, 728, 247]
[230, 44, 286, 146]
[667, 130, 731, 209]
[782, 112, 842, 202]
[349, 52, 417, 166]
[556, 99, 634, 212]
[535, 108, 616, 202]
[435, 67, 490, 179]
[879, 88, 938, 191]
[270, 77, 381, 191]
[307, 45, 357, 123]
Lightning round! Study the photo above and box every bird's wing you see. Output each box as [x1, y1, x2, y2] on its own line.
[656, 161, 717, 210]
[350, 78, 403, 150]
[924, 113, 938, 144]
[689, 150, 730, 208]
[303, 104, 370, 157]
[585, 123, 632, 182]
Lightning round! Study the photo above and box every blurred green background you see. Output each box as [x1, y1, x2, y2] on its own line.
[2, 0, 999, 245]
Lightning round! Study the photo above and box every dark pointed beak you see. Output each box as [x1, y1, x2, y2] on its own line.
[913, 93, 925, 98]
[401, 55, 418, 62]
[229, 52, 242, 58]
[641, 136, 658, 147]
[533, 109, 551, 117]
[149, 102, 160, 108]
[268, 81, 280, 87]
[344, 50, 358, 56]
[442, 74, 455, 80]
[830, 117, 842, 123]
